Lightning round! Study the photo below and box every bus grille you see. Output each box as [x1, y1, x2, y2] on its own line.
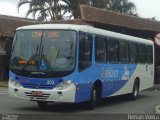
[25, 92, 50, 100]
[23, 84, 54, 90]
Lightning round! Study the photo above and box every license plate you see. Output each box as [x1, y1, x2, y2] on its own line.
[31, 91, 43, 96]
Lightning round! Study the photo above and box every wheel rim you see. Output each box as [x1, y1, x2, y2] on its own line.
[93, 89, 96, 103]
[134, 85, 138, 97]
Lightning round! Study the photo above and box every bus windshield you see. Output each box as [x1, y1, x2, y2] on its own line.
[10, 30, 77, 78]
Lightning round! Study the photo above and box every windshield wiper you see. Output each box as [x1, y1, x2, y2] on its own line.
[21, 30, 44, 71]
[53, 48, 60, 68]
[20, 44, 39, 70]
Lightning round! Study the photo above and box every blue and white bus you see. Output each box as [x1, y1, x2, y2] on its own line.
[9, 24, 154, 109]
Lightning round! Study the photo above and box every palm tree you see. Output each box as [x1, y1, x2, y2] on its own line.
[105, 0, 137, 16]
[18, 0, 137, 21]
[17, 0, 68, 21]
[17, 0, 111, 20]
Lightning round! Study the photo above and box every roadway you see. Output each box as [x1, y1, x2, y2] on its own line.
[0, 88, 160, 120]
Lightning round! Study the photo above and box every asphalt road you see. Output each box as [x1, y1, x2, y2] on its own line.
[0, 89, 160, 120]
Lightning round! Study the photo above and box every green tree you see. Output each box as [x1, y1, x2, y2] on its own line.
[18, 0, 137, 21]
[17, 0, 68, 21]
[105, 0, 137, 16]
[63, 0, 107, 19]
[62, 0, 90, 19]
[64, 0, 137, 19]
[91, 0, 106, 8]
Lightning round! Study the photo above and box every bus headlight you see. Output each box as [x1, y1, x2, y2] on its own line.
[9, 78, 21, 88]
[55, 80, 72, 90]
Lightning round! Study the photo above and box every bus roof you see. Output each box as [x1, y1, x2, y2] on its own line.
[17, 24, 153, 45]
[17, 24, 90, 31]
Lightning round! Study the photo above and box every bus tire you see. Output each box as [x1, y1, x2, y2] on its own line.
[37, 101, 47, 108]
[87, 85, 98, 110]
[128, 80, 139, 101]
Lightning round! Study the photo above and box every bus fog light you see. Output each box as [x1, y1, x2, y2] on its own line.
[55, 80, 72, 90]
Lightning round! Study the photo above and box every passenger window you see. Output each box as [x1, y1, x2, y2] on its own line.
[95, 36, 107, 63]
[129, 42, 138, 63]
[108, 38, 119, 63]
[120, 41, 129, 63]
[78, 32, 92, 71]
[138, 44, 146, 64]
[146, 45, 153, 64]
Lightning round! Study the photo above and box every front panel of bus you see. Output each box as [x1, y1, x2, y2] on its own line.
[9, 29, 78, 102]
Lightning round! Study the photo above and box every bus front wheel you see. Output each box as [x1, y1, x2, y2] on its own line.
[87, 85, 98, 109]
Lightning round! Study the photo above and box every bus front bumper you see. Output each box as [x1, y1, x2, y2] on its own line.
[8, 81, 76, 103]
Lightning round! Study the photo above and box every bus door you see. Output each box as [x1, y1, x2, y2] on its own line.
[76, 32, 94, 102]
[103, 37, 120, 96]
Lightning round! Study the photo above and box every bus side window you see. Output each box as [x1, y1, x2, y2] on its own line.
[120, 41, 129, 63]
[108, 38, 119, 63]
[95, 36, 107, 63]
[146, 45, 153, 64]
[78, 33, 93, 71]
[138, 44, 146, 64]
[129, 42, 138, 63]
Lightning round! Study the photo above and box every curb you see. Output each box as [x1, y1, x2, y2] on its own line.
[0, 82, 8, 88]
[0, 85, 8, 87]
[155, 105, 160, 114]
[146, 84, 160, 91]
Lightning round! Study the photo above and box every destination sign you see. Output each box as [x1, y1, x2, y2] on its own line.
[32, 31, 59, 38]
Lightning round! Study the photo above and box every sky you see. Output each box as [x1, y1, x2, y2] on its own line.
[0, 0, 28, 18]
[0, 0, 160, 20]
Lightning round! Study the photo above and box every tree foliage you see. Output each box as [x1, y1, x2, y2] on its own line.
[62, 0, 91, 19]
[91, 0, 106, 8]
[17, 0, 137, 21]
[105, 0, 137, 16]
[18, 0, 68, 21]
